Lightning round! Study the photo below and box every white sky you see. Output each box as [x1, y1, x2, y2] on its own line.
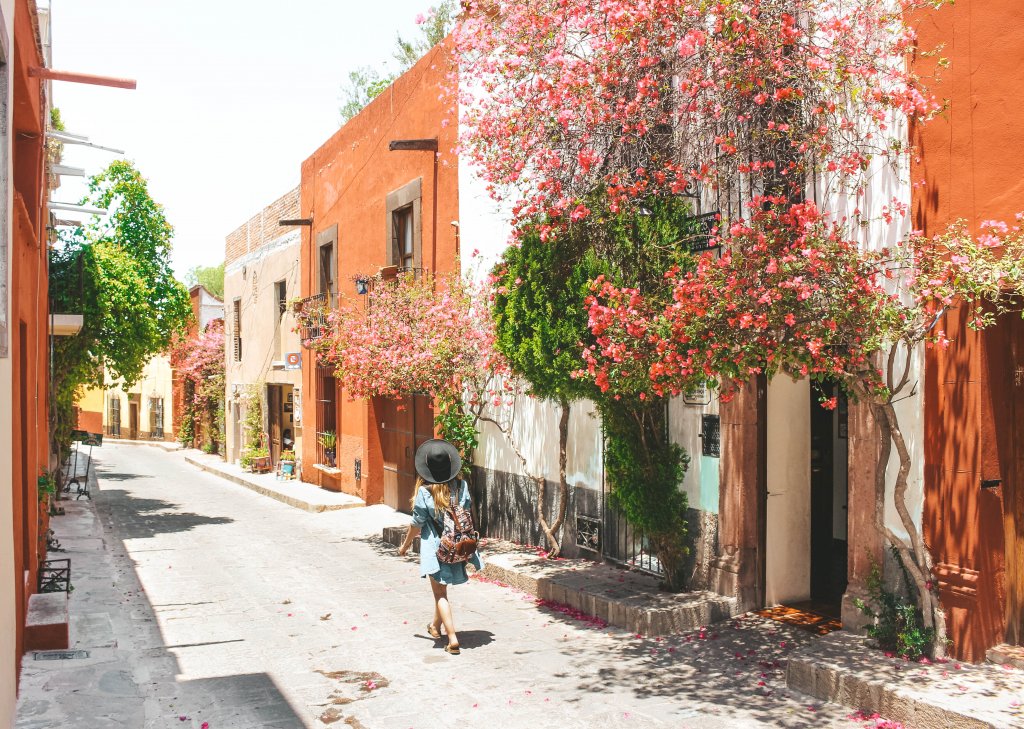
[49, 0, 432, 278]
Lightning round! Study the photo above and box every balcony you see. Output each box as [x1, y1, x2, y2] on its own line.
[293, 293, 339, 348]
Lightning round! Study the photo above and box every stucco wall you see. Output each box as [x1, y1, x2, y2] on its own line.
[223, 214, 303, 464]
[299, 42, 460, 502]
[104, 356, 176, 439]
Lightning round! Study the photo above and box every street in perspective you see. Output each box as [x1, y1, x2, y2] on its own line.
[3, 0, 1024, 727]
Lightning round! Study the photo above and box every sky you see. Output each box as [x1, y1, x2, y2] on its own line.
[49, 0, 433, 279]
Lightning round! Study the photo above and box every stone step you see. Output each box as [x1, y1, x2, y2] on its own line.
[787, 631, 1024, 728]
[25, 592, 69, 651]
[987, 643, 1024, 671]
[382, 528, 738, 636]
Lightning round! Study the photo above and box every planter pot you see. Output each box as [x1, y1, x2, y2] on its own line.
[251, 456, 272, 473]
[281, 461, 295, 476]
[324, 449, 336, 468]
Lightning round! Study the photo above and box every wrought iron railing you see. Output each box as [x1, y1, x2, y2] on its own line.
[294, 293, 339, 346]
[39, 558, 71, 593]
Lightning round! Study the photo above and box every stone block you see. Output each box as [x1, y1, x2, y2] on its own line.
[25, 592, 69, 651]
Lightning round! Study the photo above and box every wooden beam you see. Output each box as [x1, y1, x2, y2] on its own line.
[388, 139, 438, 152]
[29, 67, 136, 90]
[278, 218, 313, 227]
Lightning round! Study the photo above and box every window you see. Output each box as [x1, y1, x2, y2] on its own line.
[108, 396, 121, 437]
[150, 398, 164, 439]
[317, 225, 338, 297]
[275, 280, 287, 317]
[394, 206, 415, 270]
[274, 280, 287, 360]
[232, 298, 242, 362]
[385, 178, 423, 271]
[316, 366, 338, 468]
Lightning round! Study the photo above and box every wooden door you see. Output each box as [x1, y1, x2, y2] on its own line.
[129, 403, 139, 440]
[268, 385, 282, 465]
[987, 310, 1024, 645]
[379, 395, 435, 513]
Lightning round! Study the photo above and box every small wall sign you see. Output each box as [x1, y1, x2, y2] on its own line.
[285, 352, 302, 370]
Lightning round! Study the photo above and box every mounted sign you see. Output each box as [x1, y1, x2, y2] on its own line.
[285, 352, 302, 370]
[683, 382, 711, 406]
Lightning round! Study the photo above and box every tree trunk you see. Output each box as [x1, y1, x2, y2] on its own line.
[871, 397, 949, 656]
[536, 399, 571, 558]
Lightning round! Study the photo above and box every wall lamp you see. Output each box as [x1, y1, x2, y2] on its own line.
[354, 277, 370, 295]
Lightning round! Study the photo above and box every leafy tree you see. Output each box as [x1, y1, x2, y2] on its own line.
[339, 1, 457, 123]
[491, 195, 704, 581]
[49, 160, 192, 462]
[185, 261, 225, 299]
[586, 204, 1024, 652]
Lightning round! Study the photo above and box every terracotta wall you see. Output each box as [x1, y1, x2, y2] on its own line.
[299, 42, 459, 502]
[7, 0, 48, 679]
[912, 0, 1024, 660]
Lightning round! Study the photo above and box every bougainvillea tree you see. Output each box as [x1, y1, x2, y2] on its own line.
[170, 320, 226, 452]
[456, 0, 942, 228]
[299, 271, 507, 466]
[583, 204, 1024, 653]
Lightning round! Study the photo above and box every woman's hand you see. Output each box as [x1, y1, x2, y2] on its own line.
[398, 524, 419, 557]
[397, 543, 410, 557]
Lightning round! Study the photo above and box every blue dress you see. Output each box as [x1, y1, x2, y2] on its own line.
[411, 480, 483, 585]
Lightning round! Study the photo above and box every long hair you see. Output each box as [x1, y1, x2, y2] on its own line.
[411, 477, 455, 518]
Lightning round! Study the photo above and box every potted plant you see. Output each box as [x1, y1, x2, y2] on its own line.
[318, 431, 337, 468]
[250, 445, 272, 473]
[279, 449, 296, 478]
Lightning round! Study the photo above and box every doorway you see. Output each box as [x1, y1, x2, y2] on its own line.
[267, 384, 295, 466]
[809, 381, 849, 612]
[128, 400, 140, 440]
[380, 394, 434, 513]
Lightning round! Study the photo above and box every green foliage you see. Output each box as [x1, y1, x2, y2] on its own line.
[435, 394, 478, 475]
[49, 160, 191, 462]
[339, 1, 457, 124]
[242, 384, 265, 449]
[491, 195, 703, 582]
[37, 471, 58, 502]
[601, 397, 691, 588]
[855, 552, 937, 659]
[318, 430, 336, 449]
[185, 261, 225, 299]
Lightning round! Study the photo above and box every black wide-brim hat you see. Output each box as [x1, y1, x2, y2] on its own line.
[414, 439, 462, 484]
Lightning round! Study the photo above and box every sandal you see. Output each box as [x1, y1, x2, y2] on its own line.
[426, 623, 442, 640]
[444, 643, 461, 655]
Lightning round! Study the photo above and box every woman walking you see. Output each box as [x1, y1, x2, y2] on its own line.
[398, 439, 482, 655]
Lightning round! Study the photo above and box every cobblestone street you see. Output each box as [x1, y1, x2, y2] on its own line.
[18, 444, 880, 728]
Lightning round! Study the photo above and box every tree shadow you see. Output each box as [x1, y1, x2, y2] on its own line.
[97, 489, 234, 540]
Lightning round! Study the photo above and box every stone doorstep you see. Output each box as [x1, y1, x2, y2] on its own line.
[184, 454, 364, 513]
[25, 592, 70, 651]
[380, 527, 738, 636]
[987, 644, 1024, 671]
[786, 630, 1024, 729]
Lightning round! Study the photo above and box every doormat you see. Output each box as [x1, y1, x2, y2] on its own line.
[33, 650, 90, 660]
[755, 604, 842, 635]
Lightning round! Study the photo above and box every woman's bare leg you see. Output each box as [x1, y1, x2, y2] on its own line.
[429, 577, 458, 647]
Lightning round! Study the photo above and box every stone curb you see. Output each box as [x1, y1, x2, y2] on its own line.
[381, 526, 737, 636]
[786, 631, 1022, 729]
[184, 454, 364, 514]
[104, 438, 182, 452]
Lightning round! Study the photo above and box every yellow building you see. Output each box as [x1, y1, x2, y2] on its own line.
[76, 355, 175, 441]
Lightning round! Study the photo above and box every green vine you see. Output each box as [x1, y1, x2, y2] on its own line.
[435, 394, 478, 476]
[492, 194, 703, 583]
[855, 549, 938, 659]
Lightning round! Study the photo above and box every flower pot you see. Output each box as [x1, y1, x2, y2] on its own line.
[281, 461, 295, 476]
[324, 449, 336, 468]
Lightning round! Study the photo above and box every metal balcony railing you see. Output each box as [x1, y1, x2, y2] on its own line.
[294, 293, 339, 347]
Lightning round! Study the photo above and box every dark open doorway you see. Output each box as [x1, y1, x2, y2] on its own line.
[809, 382, 849, 614]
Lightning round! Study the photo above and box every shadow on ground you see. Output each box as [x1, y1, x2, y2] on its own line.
[97, 488, 234, 540]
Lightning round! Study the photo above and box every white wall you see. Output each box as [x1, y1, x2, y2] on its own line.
[765, 377, 812, 605]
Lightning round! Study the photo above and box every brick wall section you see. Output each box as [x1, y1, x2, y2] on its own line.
[225, 186, 300, 265]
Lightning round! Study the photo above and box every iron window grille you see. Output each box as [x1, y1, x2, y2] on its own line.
[150, 398, 164, 439]
[701, 414, 721, 458]
[108, 396, 121, 437]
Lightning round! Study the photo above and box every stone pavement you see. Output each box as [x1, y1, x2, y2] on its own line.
[17, 443, 898, 728]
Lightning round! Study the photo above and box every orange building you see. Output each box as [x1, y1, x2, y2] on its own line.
[0, 0, 56, 708]
[913, 0, 1024, 662]
[296, 42, 459, 510]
